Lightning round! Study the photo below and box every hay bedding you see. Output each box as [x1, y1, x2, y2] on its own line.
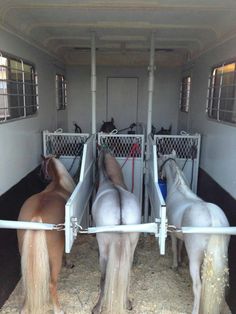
[0, 235, 231, 314]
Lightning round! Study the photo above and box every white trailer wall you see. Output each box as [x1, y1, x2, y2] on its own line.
[67, 65, 181, 133]
[178, 37, 236, 199]
[0, 28, 67, 195]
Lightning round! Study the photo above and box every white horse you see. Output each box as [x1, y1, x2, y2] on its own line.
[159, 151, 229, 314]
[92, 148, 141, 314]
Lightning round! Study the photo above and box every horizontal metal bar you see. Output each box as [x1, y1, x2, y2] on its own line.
[179, 226, 236, 235]
[0, 220, 57, 231]
[87, 223, 158, 235]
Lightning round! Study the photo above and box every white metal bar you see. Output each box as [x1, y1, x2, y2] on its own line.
[159, 205, 167, 254]
[147, 32, 155, 135]
[87, 224, 236, 236]
[180, 226, 236, 235]
[91, 32, 96, 134]
[0, 220, 56, 230]
[87, 222, 158, 235]
[45, 131, 90, 137]
[43, 130, 48, 156]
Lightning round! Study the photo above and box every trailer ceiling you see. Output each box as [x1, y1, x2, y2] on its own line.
[0, 0, 236, 66]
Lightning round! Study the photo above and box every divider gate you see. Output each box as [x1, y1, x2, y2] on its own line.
[153, 134, 201, 193]
[43, 130, 96, 253]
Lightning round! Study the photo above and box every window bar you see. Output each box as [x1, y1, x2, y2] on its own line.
[35, 73, 39, 110]
[179, 79, 183, 110]
[186, 77, 191, 112]
[21, 59, 26, 118]
[215, 66, 223, 121]
[64, 80, 67, 108]
[208, 70, 215, 116]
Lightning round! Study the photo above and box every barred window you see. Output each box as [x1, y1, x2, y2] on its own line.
[179, 76, 191, 113]
[207, 61, 236, 124]
[0, 53, 38, 122]
[56, 74, 67, 110]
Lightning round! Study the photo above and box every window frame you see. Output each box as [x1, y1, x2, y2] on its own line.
[179, 75, 191, 113]
[206, 59, 236, 125]
[55, 73, 67, 110]
[0, 51, 38, 123]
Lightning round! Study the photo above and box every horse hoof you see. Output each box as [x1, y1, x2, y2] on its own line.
[92, 305, 100, 314]
[171, 264, 178, 271]
[127, 299, 133, 310]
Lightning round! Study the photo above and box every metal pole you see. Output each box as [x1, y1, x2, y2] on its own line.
[91, 32, 96, 134]
[144, 33, 155, 225]
[87, 222, 158, 235]
[0, 220, 57, 231]
[180, 226, 236, 235]
[146, 32, 155, 136]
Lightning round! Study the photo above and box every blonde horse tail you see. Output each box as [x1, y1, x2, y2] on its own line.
[200, 233, 229, 314]
[103, 234, 132, 314]
[21, 217, 50, 314]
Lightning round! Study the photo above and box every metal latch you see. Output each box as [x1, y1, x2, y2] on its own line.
[71, 217, 88, 238]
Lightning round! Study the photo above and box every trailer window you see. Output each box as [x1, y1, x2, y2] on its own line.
[56, 74, 67, 110]
[0, 53, 38, 122]
[179, 76, 191, 113]
[207, 62, 236, 124]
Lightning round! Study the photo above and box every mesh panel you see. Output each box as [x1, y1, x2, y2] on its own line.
[44, 134, 89, 156]
[98, 134, 143, 158]
[155, 136, 200, 159]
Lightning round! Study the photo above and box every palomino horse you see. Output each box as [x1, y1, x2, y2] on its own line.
[17, 155, 75, 314]
[159, 151, 229, 314]
[92, 148, 141, 314]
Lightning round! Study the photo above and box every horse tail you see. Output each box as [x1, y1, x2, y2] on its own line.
[200, 211, 229, 314]
[21, 217, 50, 314]
[103, 234, 132, 314]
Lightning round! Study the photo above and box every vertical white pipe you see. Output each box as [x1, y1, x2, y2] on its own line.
[147, 33, 155, 136]
[144, 33, 156, 225]
[91, 32, 96, 134]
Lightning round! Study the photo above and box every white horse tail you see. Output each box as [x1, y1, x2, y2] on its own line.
[103, 234, 132, 314]
[200, 219, 229, 313]
[21, 217, 50, 314]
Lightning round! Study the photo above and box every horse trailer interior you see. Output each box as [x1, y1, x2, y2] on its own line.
[0, 1, 236, 313]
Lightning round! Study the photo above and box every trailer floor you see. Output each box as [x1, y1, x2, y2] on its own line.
[0, 235, 231, 314]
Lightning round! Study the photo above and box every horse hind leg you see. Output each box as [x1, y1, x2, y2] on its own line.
[49, 279, 64, 314]
[126, 233, 140, 311]
[92, 236, 108, 314]
[92, 272, 106, 314]
[170, 234, 178, 269]
[177, 239, 184, 266]
[185, 238, 203, 314]
[49, 239, 64, 314]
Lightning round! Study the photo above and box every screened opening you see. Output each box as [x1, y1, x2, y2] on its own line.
[56, 74, 67, 110]
[0, 53, 38, 122]
[179, 76, 191, 113]
[207, 61, 236, 124]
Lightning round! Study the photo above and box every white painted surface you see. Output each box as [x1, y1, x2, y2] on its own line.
[107, 77, 138, 130]
[1, 1, 236, 66]
[67, 65, 180, 133]
[0, 28, 67, 195]
[178, 37, 236, 198]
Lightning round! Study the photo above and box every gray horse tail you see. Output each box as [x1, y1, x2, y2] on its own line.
[103, 233, 132, 314]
